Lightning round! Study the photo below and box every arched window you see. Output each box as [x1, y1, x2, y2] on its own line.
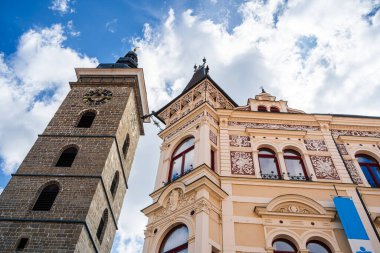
[284, 150, 308, 180]
[307, 241, 331, 253]
[356, 154, 380, 188]
[32, 184, 59, 211]
[169, 137, 195, 182]
[159, 225, 188, 253]
[77, 111, 96, 128]
[96, 209, 108, 243]
[110, 171, 119, 198]
[270, 106, 280, 112]
[273, 239, 297, 253]
[258, 105, 267, 112]
[122, 134, 130, 158]
[259, 148, 281, 179]
[56, 147, 78, 167]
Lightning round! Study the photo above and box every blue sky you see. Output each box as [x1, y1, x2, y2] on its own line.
[1, 0, 380, 252]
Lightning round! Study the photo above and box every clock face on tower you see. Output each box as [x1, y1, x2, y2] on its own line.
[83, 88, 113, 105]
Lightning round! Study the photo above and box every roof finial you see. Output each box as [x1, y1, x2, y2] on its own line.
[205, 65, 209, 74]
[133, 47, 139, 52]
[260, 86, 266, 93]
[203, 57, 206, 65]
[194, 64, 197, 72]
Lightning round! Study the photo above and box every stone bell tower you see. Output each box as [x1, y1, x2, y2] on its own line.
[0, 51, 149, 253]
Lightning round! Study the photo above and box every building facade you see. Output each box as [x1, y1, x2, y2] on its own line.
[142, 61, 380, 253]
[0, 51, 149, 252]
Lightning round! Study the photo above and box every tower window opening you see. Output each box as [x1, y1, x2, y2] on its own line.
[77, 111, 96, 128]
[270, 106, 280, 112]
[56, 147, 78, 167]
[32, 184, 59, 211]
[96, 209, 109, 243]
[122, 134, 130, 158]
[110, 171, 119, 198]
[169, 137, 195, 182]
[16, 238, 29, 251]
[258, 105, 267, 112]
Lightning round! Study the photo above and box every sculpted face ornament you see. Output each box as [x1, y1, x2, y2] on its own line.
[83, 88, 112, 105]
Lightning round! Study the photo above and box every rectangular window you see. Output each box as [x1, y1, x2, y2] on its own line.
[16, 238, 28, 251]
[211, 149, 215, 171]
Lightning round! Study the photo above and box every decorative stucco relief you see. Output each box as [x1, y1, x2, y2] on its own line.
[206, 112, 218, 125]
[331, 129, 380, 138]
[310, 156, 340, 180]
[209, 130, 217, 145]
[230, 151, 255, 175]
[337, 144, 348, 155]
[228, 121, 320, 131]
[229, 135, 251, 147]
[275, 203, 317, 214]
[343, 160, 363, 184]
[304, 140, 328, 151]
[153, 188, 196, 221]
[235, 105, 251, 111]
[164, 112, 204, 141]
[158, 81, 234, 125]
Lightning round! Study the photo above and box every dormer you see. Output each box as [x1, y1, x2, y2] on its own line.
[236, 88, 305, 114]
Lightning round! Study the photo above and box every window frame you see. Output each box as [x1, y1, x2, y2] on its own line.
[258, 148, 281, 179]
[283, 150, 309, 181]
[273, 238, 297, 253]
[159, 225, 189, 253]
[356, 154, 380, 188]
[168, 137, 195, 182]
[306, 240, 332, 253]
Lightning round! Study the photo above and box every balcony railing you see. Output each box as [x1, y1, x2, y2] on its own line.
[260, 171, 282, 180]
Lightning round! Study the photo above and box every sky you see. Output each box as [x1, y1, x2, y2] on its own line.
[0, 0, 380, 252]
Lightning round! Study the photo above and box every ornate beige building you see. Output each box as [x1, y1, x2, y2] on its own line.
[142, 60, 380, 253]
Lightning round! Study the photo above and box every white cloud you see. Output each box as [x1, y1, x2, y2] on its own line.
[0, 24, 97, 174]
[49, 0, 75, 14]
[133, 0, 380, 116]
[0, 187, 3, 195]
[106, 19, 118, 33]
[67, 20, 80, 37]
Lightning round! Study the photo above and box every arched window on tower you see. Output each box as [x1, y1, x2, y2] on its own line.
[258, 148, 281, 179]
[257, 105, 267, 112]
[307, 240, 331, 253]
[270, 106, 280, 112]
[96, 209, 109, 243]
[32, 183, 59, 211]
[356, 154, 380, 188]
[169, 137, 195, 182]
[284, 150, 308, 180]
[159, 225, 189, 253]
[110, 171, 119, 198]
[122, 134, 130, 158]
[55, 147, 78, 167]
[77, 111, 96, 128]
[273, 239, 297, 253]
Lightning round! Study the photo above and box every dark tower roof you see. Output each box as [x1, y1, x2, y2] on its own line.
[182, 58, 209, 93]
[97, 50, 138, 69]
